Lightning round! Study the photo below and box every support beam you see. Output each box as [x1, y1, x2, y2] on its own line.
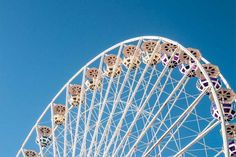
[103, 41, 169, 157]
[143, 88, 208, 157]
[88, 41, 140, 157]
[125, 75, 190, 157]
[36, 126, 45, 157]
[142, 78, 189, 156]
[50, 103, 57, 157]
[173, 121, 220, 157]
[112, 65, 158, 156]
[90, 40, 143, 156]
[63, 85, 69, 157]
[93, 43, 136, 157]
[157, 111, 200, 156]
[79, 54, 105, 157]
[214, 150, 223, 157]
[114, 68, 176, 156]
[71, 68, 86, 157]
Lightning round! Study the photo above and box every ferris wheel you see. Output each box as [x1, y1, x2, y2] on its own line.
[17, 36, 236, 157]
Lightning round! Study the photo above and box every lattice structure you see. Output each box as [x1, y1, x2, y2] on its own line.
[17, 36, 236, 157]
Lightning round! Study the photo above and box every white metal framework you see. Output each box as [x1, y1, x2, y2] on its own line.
[17, 36, 236, 157]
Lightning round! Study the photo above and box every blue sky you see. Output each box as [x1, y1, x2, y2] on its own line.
[0, 0, 235, 156]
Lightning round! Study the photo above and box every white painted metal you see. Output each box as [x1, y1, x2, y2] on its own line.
[36, 125, 45, 157]
[174, 121, 220, 157]
[63, 85, 69, 157]
[125, 71, 192, 157]
[17, 36, 233, 157]
[143, 87, 208, 156]
[94, 42, 143, 157]
[72, 68, 86, 157]
[79, 55, 105, 157]
[108, 40, 163, 156]
[87, 43, 126, 157]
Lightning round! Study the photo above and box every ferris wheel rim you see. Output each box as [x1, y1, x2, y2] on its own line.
[17, 35, 232, 157]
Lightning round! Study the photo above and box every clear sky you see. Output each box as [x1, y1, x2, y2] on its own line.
[0, 0, 235, 156]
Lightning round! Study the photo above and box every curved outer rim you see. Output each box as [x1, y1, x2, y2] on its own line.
[17, 36, 231, 157]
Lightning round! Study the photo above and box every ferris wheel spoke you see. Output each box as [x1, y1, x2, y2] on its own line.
[155, 79, 189, 154]
[102, 42, 161, 156]
[142, 69, 175, 122]
[190, 91, 209, 156]
[157, 109, 197, 156]
[88, 55, 109, 154]
[136, 47, 167, 108]
[136, 67, 160, 110]
[50, 103, 58, 156]
[103, 44, 179, 157]
[173, 120, 220, 157]
[55, 139, 62, 157]
[126, 64, 140, 100]
[88, 51, 129, 157]
[35, 126, 45, 157]
[143, 87, 208, 157]
[159, 143, 198, 157]
[63, 85, 69, 157]
[214, 149, 223, 157]
[100, 72, 137, 156]
[71, 68, 86, 157]
[173, 103, 212, 123]
[130, 80, 189, 157]
[188, 147, 222, 152]
[125, 66, 192, 157]
[94, 72, 136, 156]
[168, 74, 187, 152]
[139, 126, 159, 156]
[160, 72, 198, 100]
[87, 43, 128, 157]
[143, 63, 197, 122]
[79, 55, 105, 157]
[41, 125, 64, 155]
[112, 67, 158, 156]
[102, 66, 151, 156]
[179, 88, 191, 152]
[68, 110, 75, 145]
[121, 108, 155, 157]
[17, 36, 235, 157]
[113, 68, 174, 156]
[93, 40, 145, 157]
[61, 113, 75, 156]
[190, 139, 220, 154]
[71, 99, 82, 156]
